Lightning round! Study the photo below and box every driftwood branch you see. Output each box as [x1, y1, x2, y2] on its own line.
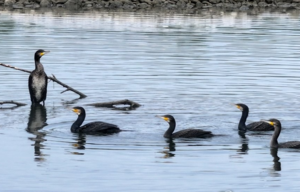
[0, 100, 27, 106]
[49, 75, 87, 98]
[87, 99, 141, 110]
[0, 63, 31, 73]
[0, 63, 87, 98]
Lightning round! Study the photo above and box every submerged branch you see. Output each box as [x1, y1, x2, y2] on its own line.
[87, 99, 141, 110]
[0, 100, 27, 106]
[0, 63, 87, 98]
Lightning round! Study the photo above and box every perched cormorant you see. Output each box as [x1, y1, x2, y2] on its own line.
[264, 119, 300, 148]
[235, 103, 273, 131]
[71, 106, 121, 134]
[28, 49, 49, 106]
[157, 115, 213, 138]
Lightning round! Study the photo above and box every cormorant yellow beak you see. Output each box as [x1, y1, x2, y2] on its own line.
[235, 104, 241, 110]
[155, 115, 170, 122]
[39, 51, 50, 56]
[262, 120, 274, 126]
[160, 116, 169, 122]
[72, 108, 81, 115]
[268, 121, 274, 126]
[163, 117, 169, 121]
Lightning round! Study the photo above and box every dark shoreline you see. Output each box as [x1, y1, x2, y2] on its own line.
[1, 0, 300, 12]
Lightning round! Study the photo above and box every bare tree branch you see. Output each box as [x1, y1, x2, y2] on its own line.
[50, 75, 87, 98]
[87, 99, 141, 109]
[0, 63, 31, 73]
[0, 100, 27, 106]
[0, 63, 87, 98]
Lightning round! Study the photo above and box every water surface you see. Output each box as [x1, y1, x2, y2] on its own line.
[0, 10, 300, 191]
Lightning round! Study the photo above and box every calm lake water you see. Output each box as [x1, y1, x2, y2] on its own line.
[1, 9, 300, 191]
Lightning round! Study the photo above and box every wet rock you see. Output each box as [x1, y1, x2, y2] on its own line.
[235, 2, 242, 7]
[108, 0, 123, 9]
[258, 2, 268, 7]
[216, 2, 223, 7]
[209, 0, 221, 4]
[186, 2, 195, 9]
[240, 4, 249, 10]
[194, 1, 203, 8]
[86, 2, 92, 7]
[56, 3, 64, 7]
[123, 2, 136, 9]
[166, 3, 177, 9]
[24, 3, 33, 7]
[152, 0, 163, 7]
[140, 0, 152, 4]
[12, 3, 23, 8]
[277, 2, 291, 7]
[40, 0, 51, 7]
[176, 0, 186, 8]
[202, 1, 212, 6]
[64, 0, 81, 9]
[251, 1, 258, 7]
[52, 0, 68, 4]
[137, 2, 149, 9]
[4, 0, 16, 6]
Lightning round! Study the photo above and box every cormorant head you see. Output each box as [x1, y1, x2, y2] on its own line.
[35, 49, 50, 60]
[235, 103, 249, 112]
[263, 118, 281, 127]
[72, 106, 85, 116]
[157, 114, 175, 123]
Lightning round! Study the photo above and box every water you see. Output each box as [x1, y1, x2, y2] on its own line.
[0, 9, 300, 191]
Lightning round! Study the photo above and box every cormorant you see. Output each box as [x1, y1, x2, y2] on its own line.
[235, 103, 273, 131]
[71, 106, 121, 134]
[28, 49, 49, 106]
[157, 114, 213, 138]
[264, 119, 300, 148]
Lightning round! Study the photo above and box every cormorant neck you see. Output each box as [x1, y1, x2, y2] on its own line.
[164, 120, 176, 138]
[238, 108, 248, 131]
[34, 56, 43, 70]
[71, 111, 85, 133]
[270, 125, 281, 148]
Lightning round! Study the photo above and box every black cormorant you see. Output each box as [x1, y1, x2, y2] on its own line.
[264, 119, 300, 148]
[71, 106, 121, 134]
[28, 49, 49, 106]
[235, 103, 273, 131]
[157, 114, 213, 138]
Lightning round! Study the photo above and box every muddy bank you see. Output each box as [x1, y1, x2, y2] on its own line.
[0, 0, 300, 11]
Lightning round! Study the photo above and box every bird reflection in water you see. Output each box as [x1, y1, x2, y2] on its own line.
[237, 131, 249, 155]
[270, 148, 281, 172]
[26, 104, 48, 162]
[71, 133, 86, 155]
[161, 138, 176, 158]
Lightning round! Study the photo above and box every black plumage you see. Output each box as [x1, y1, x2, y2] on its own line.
[28, 49, 49, 106]
[71, 106, 121, 134]
[264, 119, 300, 148]
[235, 103, 273, 131]
[157, 115, 213, 138]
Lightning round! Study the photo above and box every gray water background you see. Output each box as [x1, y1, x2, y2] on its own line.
[0, 9, 300, 191]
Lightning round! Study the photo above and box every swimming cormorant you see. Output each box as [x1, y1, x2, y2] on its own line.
[264, 119, 300, 148]
[157, 114, 213, 138]
[71, 106, 121, 134]
[28, 49, 49, 106]
[235, 103, 273, 131]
